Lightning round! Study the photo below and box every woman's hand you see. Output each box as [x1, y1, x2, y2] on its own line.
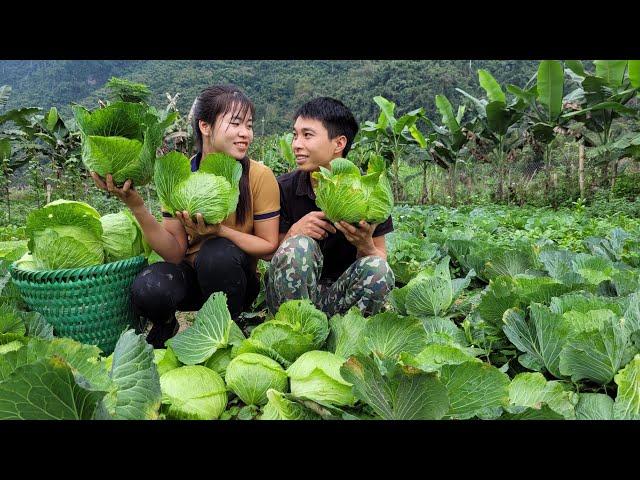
[91, 172, 144, 210]
[176, 211, 222, 245]
[334, 220, 379, 257]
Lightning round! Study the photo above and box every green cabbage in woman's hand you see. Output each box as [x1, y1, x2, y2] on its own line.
[154, 151, 242, 225]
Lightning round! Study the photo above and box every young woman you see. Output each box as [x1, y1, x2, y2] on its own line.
[91, 85, 280, 347]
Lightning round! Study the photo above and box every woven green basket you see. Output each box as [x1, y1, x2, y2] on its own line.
[9, 255, 147, 354]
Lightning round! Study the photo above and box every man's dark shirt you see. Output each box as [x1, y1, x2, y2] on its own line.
[277, 168, 394, 282]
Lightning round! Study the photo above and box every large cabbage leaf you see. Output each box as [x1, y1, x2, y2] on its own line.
[613, 355, 640, 419]
[0, 357, 107, 420]
[558, 318, 633, 385]
[260, 389, 321, 420]
[575, 393, 614, 420]
[97, 330, 162, 420]
[502, 305, 571, 378]
[341, 354, 449, 420]
[32, 228, 104, 270]
[358, 312, 427, 360]
[439, 361, 511, 419]
[326, 307, 369, 359]
[167, 292, 245, 365]
[506, 372, 577, 419]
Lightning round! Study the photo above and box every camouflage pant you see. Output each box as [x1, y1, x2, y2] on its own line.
[265, 234, 395, 317]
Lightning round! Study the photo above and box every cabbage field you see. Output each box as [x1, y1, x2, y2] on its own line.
[1, 202, 639, 420]
[0, 60, 639, 420]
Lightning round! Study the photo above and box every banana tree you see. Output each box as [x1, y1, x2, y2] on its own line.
[506, 60, 571, 201]
[355, 96, 425, 200]
[456, 69, 527, 202]
[0, 86, 42, 220]
[30, 107, 83, 200]
[416, 94, 469, 206]
[561, 60, 639, 190]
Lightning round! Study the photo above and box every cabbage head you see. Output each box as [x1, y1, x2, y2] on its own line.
[100, 210, 147, 262]
[225, 353, 288, 406]
[204, 346, 234, 377]
[154, 151, 242, 225]
[73, 101, 176, 186]
[234, 299, 329, 364]
[312, 156, 393, 223]
[160, 365, 227, 420]
[24, 200, 104, 270]
[287, 350, 355, 406]
[390, 255, 474, 318]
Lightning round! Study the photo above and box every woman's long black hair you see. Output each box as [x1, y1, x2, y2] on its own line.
[191, 85, 253, 226]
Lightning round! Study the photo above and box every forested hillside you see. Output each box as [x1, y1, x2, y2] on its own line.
[1, 60, 538, 133]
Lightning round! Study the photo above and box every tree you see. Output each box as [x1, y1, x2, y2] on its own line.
[456, 69, 527, 202]
[561, 60, 639, 191]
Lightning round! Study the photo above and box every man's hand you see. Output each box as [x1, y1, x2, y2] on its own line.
[334, 220, 379, 257]
[176, 211, 222, 245]
[287, 211, 337, 241]
[91, 172, 144, 210]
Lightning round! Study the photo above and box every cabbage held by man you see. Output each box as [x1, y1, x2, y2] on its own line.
[312, 156, 393, 224]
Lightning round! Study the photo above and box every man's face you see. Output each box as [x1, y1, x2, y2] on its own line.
[291, 117, 343, 172]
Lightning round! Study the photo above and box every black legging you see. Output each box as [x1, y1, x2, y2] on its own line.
[131, 237, 260, 326]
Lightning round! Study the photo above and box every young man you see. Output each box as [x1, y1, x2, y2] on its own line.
[266, 97, 394, 317]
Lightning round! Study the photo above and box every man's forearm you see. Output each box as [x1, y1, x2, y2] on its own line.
[356, 241, 385, 259]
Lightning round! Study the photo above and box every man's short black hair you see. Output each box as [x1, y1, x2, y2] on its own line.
[293, 97, 359, 157]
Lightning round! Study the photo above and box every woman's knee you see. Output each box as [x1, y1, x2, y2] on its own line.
[195, 237, 248, 275]
[131, 262, 188, 318]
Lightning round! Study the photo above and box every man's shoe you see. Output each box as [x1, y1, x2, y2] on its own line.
[146, 317, 179, 349]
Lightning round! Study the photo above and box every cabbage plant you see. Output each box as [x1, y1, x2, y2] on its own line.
[100, 210, 147, 262]
[154, 151, 242, 224]
[287, 350, 355, 406]
[233, 299, 329, 364]
[159, 365, 227, 420]
[225, 353, 288, 406]
[24, 200, 104, 270]
[312, 156, 393, 223]
[391, 256, 474, 318]
[73, 102, 176, 186]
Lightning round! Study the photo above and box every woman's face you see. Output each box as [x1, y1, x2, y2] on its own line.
[201, 104, 254, 159]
